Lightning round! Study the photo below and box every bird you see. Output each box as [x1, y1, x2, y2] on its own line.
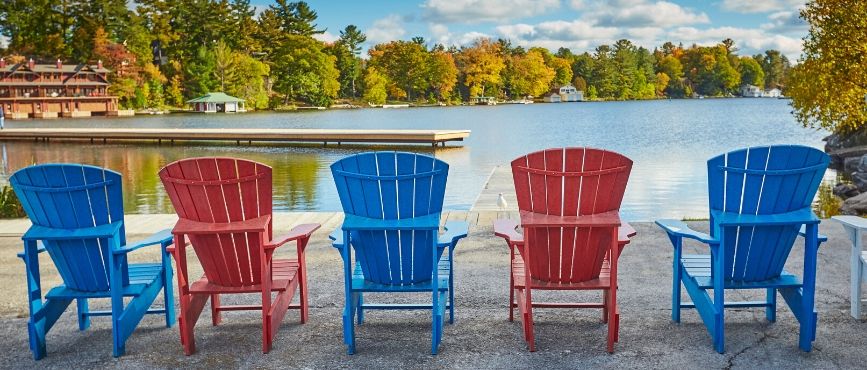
[497, 193, 508, 211]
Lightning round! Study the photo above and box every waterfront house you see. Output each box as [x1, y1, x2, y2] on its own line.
[0, 58, 123, 119]
[740, 84, 764, 98]
[187, 92, 246, 113]
[470, 96, 497, 105]
[542, 91, 562, 103]
[558, 84, 584, 102]
[765, 88, 782, 98]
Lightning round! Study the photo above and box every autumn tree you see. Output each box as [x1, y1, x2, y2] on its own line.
[457, 38, 506, 98]
[427, 51, 458, 101]
[506, 49, 555, 98]
[272, 35, 339, 106]
[362, 67, 388, 104]
[368, 41, 430, 101]
[738, 57, 765, 87]
[788, 0, 867, 132]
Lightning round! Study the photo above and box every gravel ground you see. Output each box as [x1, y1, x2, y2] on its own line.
[0, 221, 865, 369]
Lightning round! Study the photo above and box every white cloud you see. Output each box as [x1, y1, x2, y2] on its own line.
[429, 24, 491, 47]
[313, 31, 339, 44]
[669, 26, 803, 59]
[720, 0, 805, 14]
[572, 0, 709, 28]
[366, 15, 406, 44]
[761, 10, 808, 33]
[422, 0, 560, 23]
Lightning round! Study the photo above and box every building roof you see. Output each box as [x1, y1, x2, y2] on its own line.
[0, 63, 110, 74]
[187, 92, 244, 103]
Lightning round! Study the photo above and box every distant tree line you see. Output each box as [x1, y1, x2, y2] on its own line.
[0, 1, 793, 109]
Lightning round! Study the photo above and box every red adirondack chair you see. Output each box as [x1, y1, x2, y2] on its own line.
[493, 148, 636, 353]
[158, 157, 320, 355]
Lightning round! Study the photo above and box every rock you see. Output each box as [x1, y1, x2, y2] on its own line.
[841, 191, 867, 215]
[858, 154, 867, 172]
[854, 172, 867, 192]
[844, 156, 862, 173]
[834, 183, 860, 199]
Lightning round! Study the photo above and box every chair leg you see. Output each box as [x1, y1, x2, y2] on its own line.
[508, 272, 515, 322]
[449, 255, 455, 325]
[343, 292, 356, 354]
[211, 294, 221, 326]
[356, 293, 364, 324]
[162, 251, 176, 328]
[852, 236, 863, 319]
[77, 298, 90, 331]
[602, 290, 609, 323]
[713, 291, 725, 354]
[766, 288, 776, 322]
[607, 288, 617, 353]
[672, 253, 682, 323]
[522, 287, 536, 352]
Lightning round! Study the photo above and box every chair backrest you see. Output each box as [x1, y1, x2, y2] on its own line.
[708, 145, 828, 282]
[512, 148, 632, 283]
[159, 157, 273, 287]
[332, 152, 448, 285]
[11, 164, 125, 292]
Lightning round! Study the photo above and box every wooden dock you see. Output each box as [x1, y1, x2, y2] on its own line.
[0, 128, 471, 146]
[471, 165, 518, 211]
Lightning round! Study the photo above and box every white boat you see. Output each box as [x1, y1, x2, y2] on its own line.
[382, 104, 410, 109]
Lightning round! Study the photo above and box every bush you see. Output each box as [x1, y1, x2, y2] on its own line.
[0, 185, 25, 218]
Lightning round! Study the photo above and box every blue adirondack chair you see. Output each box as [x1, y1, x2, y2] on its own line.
[329, 152, 468, 355]
[656, 145, 829, 353]
[10, 164, 175, 359]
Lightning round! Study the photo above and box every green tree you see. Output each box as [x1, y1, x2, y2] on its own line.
[227, 52, 270, 109]
[337, 25, 366, 97]
[788, 0, 867, 132]
[213, 40, 235, 91]
[368, 40, 430, 101]
[272, 35, 339, 106]
[756, 50, 791, 89]
[362, 67, 388, 104]
[228, 0, 260, 52]
[270, 0, 323, 37]
[185, 46, 217, 98]
[738, 57, 765, 87]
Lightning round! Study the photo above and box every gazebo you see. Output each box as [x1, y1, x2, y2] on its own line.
[187, 92, 246, 113]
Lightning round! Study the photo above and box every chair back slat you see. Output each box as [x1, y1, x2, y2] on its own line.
[511, 148, 632, 284]
[707, 145, 829, 282]
[332, 152, 448, 285]
[159, 157, 272, 287]
[11, 164, 124, 292]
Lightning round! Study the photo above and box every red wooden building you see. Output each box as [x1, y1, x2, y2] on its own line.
[0, 58, 121, 119]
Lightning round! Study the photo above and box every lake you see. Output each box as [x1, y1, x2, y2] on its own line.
[0, 98, 831, 221]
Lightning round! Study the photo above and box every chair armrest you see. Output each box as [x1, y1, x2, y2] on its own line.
[655, 219, 719, 245]
[712, 208, 819, 227]
[265, 223, 321, 250]
[619, 222, 637, 244]
[17, 241, 46, 259]
[832, 215, 867, 230]
[520, 210, 621, 228]
[113, 229, 173, 255]
[172, 215, 271, 235]
[329, 229, 345, 249]
[437, 221, 468, 248]
[798, 225, 828, 244]
[341, 213, 440, 231]
[494, 219, 524, 246]
[22, 221, 124, 241]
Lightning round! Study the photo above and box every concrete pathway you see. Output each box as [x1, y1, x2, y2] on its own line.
[0, 214, 865, 368]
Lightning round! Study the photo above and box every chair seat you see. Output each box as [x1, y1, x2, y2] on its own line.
[681, 255, 802, 289]
[189, 259, 298, 294]
[512, 254, 611, 290]
[46, 263, 163, 299]
[352, 256, 450, 292]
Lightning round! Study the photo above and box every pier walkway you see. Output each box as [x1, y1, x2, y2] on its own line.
[0, 128, 471, 146]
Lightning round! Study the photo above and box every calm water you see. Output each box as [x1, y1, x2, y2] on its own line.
[0, 98, 831, 220]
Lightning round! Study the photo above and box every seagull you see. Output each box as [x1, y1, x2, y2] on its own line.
[497, 193, 508, 211]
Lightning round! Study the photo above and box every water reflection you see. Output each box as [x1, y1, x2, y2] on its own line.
[1, 98, 832, 220]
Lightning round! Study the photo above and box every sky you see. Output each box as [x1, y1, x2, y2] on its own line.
[264, 0, 809, 60]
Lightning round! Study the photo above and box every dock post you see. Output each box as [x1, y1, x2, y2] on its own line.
[236, 140, 240, 145]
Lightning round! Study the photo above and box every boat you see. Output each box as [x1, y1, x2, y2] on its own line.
[382, 104, 410, 109]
